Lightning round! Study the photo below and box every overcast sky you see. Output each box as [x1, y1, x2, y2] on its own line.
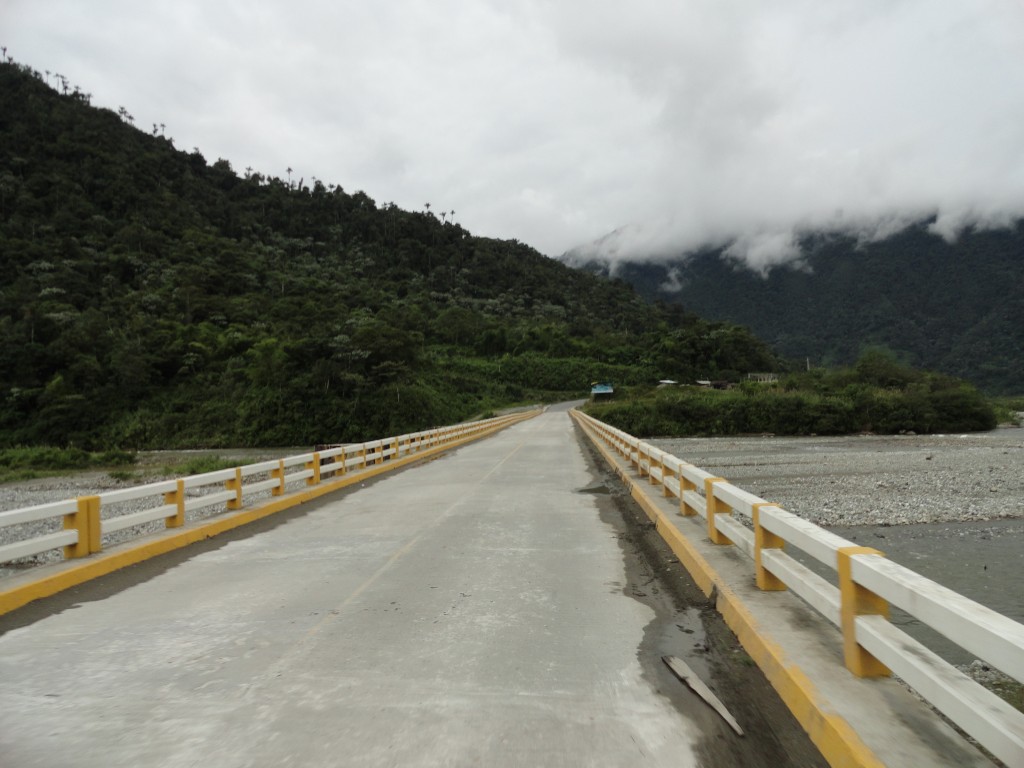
[5, 1, 1024, 269]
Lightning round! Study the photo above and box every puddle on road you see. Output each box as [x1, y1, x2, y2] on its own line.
[576, 482, 611, 495]
[655, 606, 713, 683]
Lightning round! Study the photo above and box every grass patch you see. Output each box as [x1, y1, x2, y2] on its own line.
[161, 455, 240, 477]
[0, 468, 50, 484]
[990, 397, 1024, 426]
[107, 469, 142, 482]
[0, 446, 137, 485]
[992, 680, 1024, 713]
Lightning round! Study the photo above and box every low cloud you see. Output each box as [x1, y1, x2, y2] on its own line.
[551, 1, 1024, 270]
[6, 1, 1024, 264]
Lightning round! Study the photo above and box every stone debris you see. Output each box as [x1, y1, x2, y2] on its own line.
[652, 431, 1024, 528]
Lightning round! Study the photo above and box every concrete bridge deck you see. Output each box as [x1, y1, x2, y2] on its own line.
[0, 407, 1009, 766]
[0, 407, 768, 766]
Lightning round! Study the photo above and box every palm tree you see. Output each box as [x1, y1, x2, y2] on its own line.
[286, 167, 293, 186]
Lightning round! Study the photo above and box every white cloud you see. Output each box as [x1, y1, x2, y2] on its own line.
[4, 1, 1024, 264]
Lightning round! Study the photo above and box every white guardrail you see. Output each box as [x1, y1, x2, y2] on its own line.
[0, 414, 525, 569]
[573, 409, 1024, 767]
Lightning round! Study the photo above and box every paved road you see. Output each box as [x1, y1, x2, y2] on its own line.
[0, 408, 713, 767]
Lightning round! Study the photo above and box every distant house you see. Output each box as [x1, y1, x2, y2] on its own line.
[590, 381, 614, 401]
[747, 372, 779, 384]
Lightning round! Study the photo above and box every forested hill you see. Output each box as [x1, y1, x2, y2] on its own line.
[0, 60, 777, 448]
[565, 222, 1024, 395]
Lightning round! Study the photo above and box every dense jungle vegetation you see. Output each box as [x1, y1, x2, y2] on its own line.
[0, 60, 779, 449]
[584, 349, 998, 437]
[569, 221, 1024, 395]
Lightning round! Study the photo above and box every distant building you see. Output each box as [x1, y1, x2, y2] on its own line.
[746, 373, 779, 384]
[696, 379, 732, 390]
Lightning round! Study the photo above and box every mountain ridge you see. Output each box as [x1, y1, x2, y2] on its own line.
[563, 221, 1024, 394]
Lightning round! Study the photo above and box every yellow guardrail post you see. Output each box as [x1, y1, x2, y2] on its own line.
[680, 470, 697, 516]
[360, 445, 367, 469]
[271, 460, 285, 497]
[164, 479, 185, 527]
[65, 496, 101, 558]
[306, 452, 322, 486]
[661, 460, 675, 498]
[752, 503, 786, 591]
[226, 467, 243, 510]
[649, 450, 661, 486]
[704, 477, 732, 544]
[837, 546, 891, 678]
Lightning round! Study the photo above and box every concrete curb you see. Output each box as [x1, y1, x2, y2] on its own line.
[571, 410, 990, 768]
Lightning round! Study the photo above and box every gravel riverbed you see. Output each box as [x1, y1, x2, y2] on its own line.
[0, 448, 290, 578]
[653, 426, 1024, 702]
[652, 427, 1024, 527]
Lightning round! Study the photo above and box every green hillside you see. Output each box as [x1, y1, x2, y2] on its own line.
[0, 60, 777, 448]
[567, 223, 1024, 395]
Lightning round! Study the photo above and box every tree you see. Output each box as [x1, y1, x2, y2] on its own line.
[0, 60, 801, 448]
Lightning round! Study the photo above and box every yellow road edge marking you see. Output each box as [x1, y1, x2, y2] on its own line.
[0, 413, 538, 618]
[571, 411, 885, 768]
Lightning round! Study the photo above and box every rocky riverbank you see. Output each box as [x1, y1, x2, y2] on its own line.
[0, 449, 287, 577]
[653, 428, 1024, 527]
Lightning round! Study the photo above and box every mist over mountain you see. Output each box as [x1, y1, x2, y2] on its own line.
[564, 221, 1024, 395]
[8, 2, 1024, 258]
